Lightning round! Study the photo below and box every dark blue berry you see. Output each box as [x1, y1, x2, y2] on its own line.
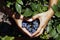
[28, 28, 32, 32]
[22, 19, 40, 34]
[32, 29, 36, 33]
[22, 22, 27, 28]
[26, 24, 30, 29]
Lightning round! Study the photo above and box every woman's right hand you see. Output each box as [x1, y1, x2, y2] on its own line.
[12, 14, 33, 37]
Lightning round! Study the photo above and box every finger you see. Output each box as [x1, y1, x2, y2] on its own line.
[32, 17, 48, 36]
[33, 18, 49, 37]
[32, 13, 41, 20]
[22, 28, 32, 37]
[34, 25, 47, 37]
[32, 12, 45, 20]
[32, 22, 44, 36]
[14, 17, 32, 37]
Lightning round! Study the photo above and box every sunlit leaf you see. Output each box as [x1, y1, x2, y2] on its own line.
[49, 29, 57, 37]
[53, 34, 59, 39]
[1, 36, 14, 40]
[30, 3, 38, 11]
[46, 20, 53, 33]
[16, 0, 23, 5]
[23, 8, 33, 17]
[52, 5, 58, 12]
[57, 24, 60, 33]
[15, 3, 22, 14]
[46, 26, 52, 33]
[55, 35, 60, 40]
[55, 12, 60, 17]
[6, 1, 12, 7]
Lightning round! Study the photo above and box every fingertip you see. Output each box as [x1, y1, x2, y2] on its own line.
[32, 30, 40, 36]
[32, 16, 38, 20]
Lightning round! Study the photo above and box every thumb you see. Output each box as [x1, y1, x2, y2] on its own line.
[32, 13, 41, 20]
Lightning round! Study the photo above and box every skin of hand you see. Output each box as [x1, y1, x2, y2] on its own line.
[31, 0, 58, 37]
[12, 14, 33, 37]
[31, 8, 54, 37]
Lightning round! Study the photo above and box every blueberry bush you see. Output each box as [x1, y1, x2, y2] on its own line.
[0, 0, 60, 40]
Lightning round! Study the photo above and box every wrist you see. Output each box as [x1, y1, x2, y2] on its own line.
[46, 8, 54, 18]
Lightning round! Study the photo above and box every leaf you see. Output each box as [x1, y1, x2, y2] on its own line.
[15, 3, 22, 14]
[16, 0, 23, 5]
[57, 24, 60, 33]
[49, 29, 57, 37]
[55, 35, 60, 40]
[37, 4, 42, 12]
[46, 26, 52, 33]
[42, 6, 48, 11]
[55, 12, 60, 17]
[6, 1, 13, 7]
[33, 11, 38, 16]
[1, 36, 14, 40]
[30, 3, 38, 11]
[53, 34, 59, 39]
[23, 8, 33, 17]
[46, 20, 53, 33]
[52, 5, 58, 12]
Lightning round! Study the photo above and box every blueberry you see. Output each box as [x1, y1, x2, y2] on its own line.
[22, 19, 40, 34]
[33, 22, 38, 25]
[30, 31, 33, 34]
[33, 20, 37, 24]
[32, 29, 36, 33]
[33, 24, 38, 29]
[26, 24, 30, 29]
[28, 28, 32, 32]
[22, 22, 27, 28]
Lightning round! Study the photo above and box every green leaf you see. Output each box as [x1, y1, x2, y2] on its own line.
[1, 36, 14, 40]
[23, 8, 33, 17]
[15, 3, 22, 14]
[46, 20, 53, 33]
[57, 24, 60, 33]
[37, 4, 42, 12]
[53, 34, 59, 39]
[16, 0, 23, 5]
[6, 1, 13, 7]
[52, 5, 58, 12]
[55, 12, 60, 17]
[49, 29, 57, 37]
[33, 11, 38, 16]
[55, 35, 60, 40]
[42, 6, 48, 11]
[30, 3, 38, 11]
[46, 26, 52, 33]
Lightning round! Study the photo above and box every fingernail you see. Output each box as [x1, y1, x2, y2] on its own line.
[27, 18, 33, 22]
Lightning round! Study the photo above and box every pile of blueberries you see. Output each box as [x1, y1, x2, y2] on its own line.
[22, 19, 40, 34]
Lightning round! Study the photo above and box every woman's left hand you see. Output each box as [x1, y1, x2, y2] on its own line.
[31, 10, 54, 37]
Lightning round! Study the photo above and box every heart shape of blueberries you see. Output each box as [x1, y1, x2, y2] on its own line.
[22, 19, 40, 34]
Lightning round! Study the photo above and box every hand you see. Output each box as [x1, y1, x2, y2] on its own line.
[32, 11, 53, 37]
[12, 14, 32, 37]
[12, 9, 54, 38]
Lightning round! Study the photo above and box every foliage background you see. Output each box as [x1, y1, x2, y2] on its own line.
[0, 0, 60, 40]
